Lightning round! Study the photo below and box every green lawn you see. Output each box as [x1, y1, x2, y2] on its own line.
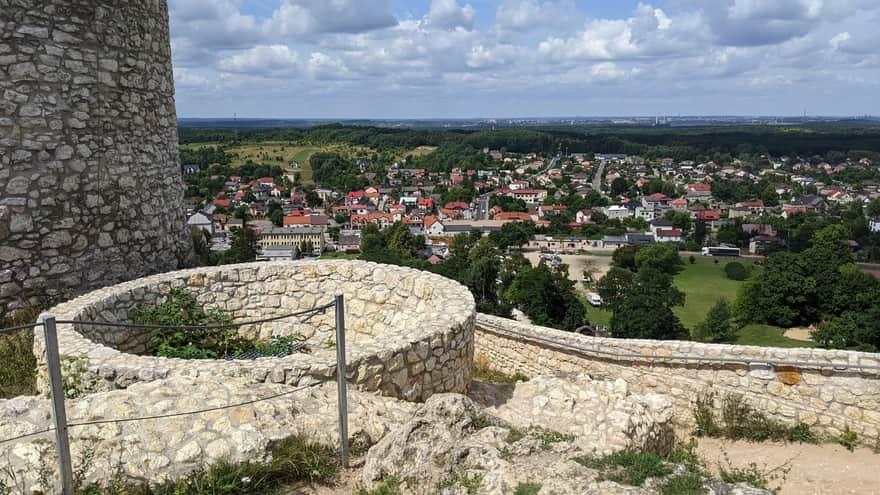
[737, 324, 815, 348]
[585, 304, 613, 327]
[673, 258, 756, 330]
[670, 258, 815, 348]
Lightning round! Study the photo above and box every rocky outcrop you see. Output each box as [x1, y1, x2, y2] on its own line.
[470, 374, 675, 455]
[361, 393, 770, 495]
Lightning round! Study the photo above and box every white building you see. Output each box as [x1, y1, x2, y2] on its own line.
[603, 205, 632, 220]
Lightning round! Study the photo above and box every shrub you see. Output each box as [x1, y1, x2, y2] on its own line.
[835, 427, 859, 451]
[0, 307, 42, 398]
[658, 474, 706, 495]
[473, 366, 529, 384]
[692, 393, 816, 444]
[693, 394, 720, 438]
[718, 451, 790, 495]
[78, 435, 338, 494]
[724, 261, 749, 281]
[359, 477, 402, 495]
[689, 255, 696, 264]
[573, 450, 672, 486]
[665, 438, 706, 476]
[130, 289, 304, 360]
[436, 473, 483, 495]
[514, 482, 542, 495]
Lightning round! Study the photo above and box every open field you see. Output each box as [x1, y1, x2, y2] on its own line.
[181, 142, 375, 185]
[672, 257, 756, 330]
[527, 253, 815, 348]
[737, 324, 815, 348]
[182, 141, 437, 186]
[524, 252, 613, 284]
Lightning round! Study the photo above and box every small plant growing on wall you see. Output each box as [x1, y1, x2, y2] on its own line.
[130, 289, 305, 360]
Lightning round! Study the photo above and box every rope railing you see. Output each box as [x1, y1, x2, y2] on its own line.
[478, 320, 880, 372]
[0, 295, 351, 494]
[56, 301, 336, 330]
[0, 321, 44, 335]
[0, 380, 327, 446]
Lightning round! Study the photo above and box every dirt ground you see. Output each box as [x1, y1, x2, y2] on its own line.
[524, 252, 613, 284]
[783, 327, 815, 342]
[694, 436, 880, 495]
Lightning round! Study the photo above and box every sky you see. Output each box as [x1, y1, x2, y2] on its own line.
[168, 0, 880, 119]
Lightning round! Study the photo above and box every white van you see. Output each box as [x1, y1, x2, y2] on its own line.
[588, 293, 603, 306]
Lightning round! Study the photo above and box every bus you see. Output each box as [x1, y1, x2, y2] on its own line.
[701, 246, 741, 257]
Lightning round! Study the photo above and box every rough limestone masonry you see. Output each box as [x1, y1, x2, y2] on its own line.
[0, 0, 191, 314]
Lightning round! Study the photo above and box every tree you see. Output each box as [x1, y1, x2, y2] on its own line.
[612, 245, 639, 271]
[189, 227, 212, 266]
[611, 177, 630, 196]
[596, 267, 635, 312]
[734, 252, 817, 327]
[694, 299, 736, 343]
[269, 209, 284, 227]
[608, 268, 687, 340]
[803, 224, 853, 316]
[634, 243, 684, 275]
[505, 262, 586, 331]
[360, 223, 385, 255]
[664, 210, 693, 231]
[221, 227, 258, 264]
[761, 184, 779, 207]
[724, 261, 749, 281]
[868, 198, 880, 218]
[489, 222, 533, 250]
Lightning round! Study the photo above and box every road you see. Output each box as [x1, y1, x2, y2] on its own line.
[592, 160, 607, 193]
[541, 155, 560, 175]
[475, 193, 490, 220]
[475, 155, 558, 220]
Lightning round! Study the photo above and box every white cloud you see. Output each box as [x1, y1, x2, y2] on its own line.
[217, 45, 300, 74]
[265, 0, 397, 37]
[168, 0, 880, 117]
[495, 0, 580, 33]
[428, 0, 477, 30]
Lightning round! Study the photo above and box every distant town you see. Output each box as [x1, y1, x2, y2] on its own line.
[182, 139, 879, 262]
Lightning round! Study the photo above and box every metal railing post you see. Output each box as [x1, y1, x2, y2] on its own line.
[334, 294, 349, 468]
[43, 316, 74, 495]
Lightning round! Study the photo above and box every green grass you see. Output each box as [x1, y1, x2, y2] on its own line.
[358, 477, 402, 495]
[573, 450, 672, 486]
[77, 435, 338, 494]
[658, 474, 706, 495]
[736, 324, 815, 348]
[473, 365, 529, 384]
[0, 307, 41, 398]
[584, 304, 613, 327]
[514, 482, 542, 495]
[673, 258, 756, 330]
[671, 258, 815, 349]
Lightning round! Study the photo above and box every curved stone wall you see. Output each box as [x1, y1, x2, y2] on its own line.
[476, 313, 880, 443]
[0, 0, 190, 314]
[36, 260, 476, 402]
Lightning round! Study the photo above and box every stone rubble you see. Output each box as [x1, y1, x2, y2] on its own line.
[361, 393, 770, 495]
[0, 377, 417, 493]
[469, 374, 675, 455]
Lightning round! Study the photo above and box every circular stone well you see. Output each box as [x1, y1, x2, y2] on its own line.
[35, 260, 476, 402]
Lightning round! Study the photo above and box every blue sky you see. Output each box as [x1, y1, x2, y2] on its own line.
[168, 0, 880, 119]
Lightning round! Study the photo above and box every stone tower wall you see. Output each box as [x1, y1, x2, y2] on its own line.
[0, 0, 190, 313]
